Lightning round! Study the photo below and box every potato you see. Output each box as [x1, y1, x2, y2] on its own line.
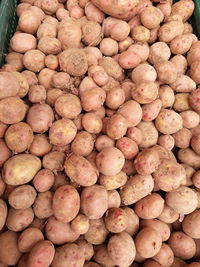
[118, 37, 133, 52]
[65, 153, 98, 186]
[28, 85, 46, 103]
[0, 199, 7, 231]
[41, 0, 58, 14]
[0, 96, 26, 124]
[182, 210, 200, 239]
[107, 190, 121, 209]
[134, 193, 164, 219]
[135, 227, 162, 258]
[99, 171, 127, 191]
[27, 240, 55, 267]
[134, 148, 159, 175]
[10, 33, 36, 53]
[189, 88, 200, 113]
[91, 0, 139, 20]
[6, 52, 24, 72]
[19, 10, 41, 34]
[170, 55, 187, 75]
[105, 207, 128, 233]
[131, 25, 150, 42]
[0, 139, 11, 167]
[38, 68, 55, 89]
[27, 103, 54, 133]
[110, 21, 130, 42]
[166, 186, 198, 215]
[84, 218, 109, 245]
[22, 70, 38, 87]
[107, 232, 136, 266]
[8, 185, 36, 209]
[148, 42, 170, 65]
[76, 239, 94, 261]
[132, 81, 158, 104]
[45, 216, 79, 245]
[51, 243, 84, 267]
[95, 134, 114, 152]
[59, 48, 88, 76]
[96, 147, 125, 176]
[131, 63, 157, 84]
[171, 257, 187, 267]
[173, 93, 190, 112]
[140, 218, 171, 242]
[71, 214, 89, 235]
[153, 158, 186, 192]
[120, 174, 154, 205]
[18, 227, 44, 253]
[180, 110, 199, 129]
[82, 21, 102, 46]
[0, 231, 22, 265]
[23, 49, 45, 73]
[37, 22, 57, 39]
[42, 151, 65, 172]
[45, 55, 59, 70]
[126, 127, 142, 145]
[140, 6, 163, 29]
[99, 57, 123, 81]
[85, 2, 104, 23]
[99, 38, 118, 56]
[143, 260, 162, 267]
[171, 0, 194, 22]
[158, 134, 175, 150]
[29, 134, 52, 157]
[38, 36, 61, 55]
[178, 148, 200, 169]
[33, 169, 55, 193]
[155, 60, 178, 84]
[170, 33, 196, 55]
[0, 176, 6, 197]
[55, 94, 81, 119]
[158, 20, 184, 43]
[116, 137, 138, 159]
[0, 122, 8, 138]
[93, 244, 115, 267]
[2, 154, 41, 185]
[106, 114, 127, 140]
[168, 231, 196, 260]
[33, 191, 53, 219]
[6, 207, 34, 232]
[84, 262, 101, 267]
[153, 243, 174, 267]
[81, 87, 106, 113]
[137, 121, 159, 148]
[192, 170, 200, 189]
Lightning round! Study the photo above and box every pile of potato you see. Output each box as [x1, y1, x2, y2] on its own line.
[1, 0, 200, 266]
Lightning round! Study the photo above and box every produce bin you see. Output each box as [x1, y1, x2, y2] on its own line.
[0, 0, 200, 66]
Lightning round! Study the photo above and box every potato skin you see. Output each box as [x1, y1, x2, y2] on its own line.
[52, 185, 80, 223]
[104, 208, 128, 233]
[33, 191, 53, 219]
[8, 185, 37, 209]
[0, 72, 20, 100]
[2, 154, 41, 185]
[81, 185, 108, 219]
[0, 231, 22, 265]
[99, 171, 127, 190]
[182, 210, 200, 239]
[0, 199, 7, 231]
[107, 232, 136, 266]
[64, 154, 98, 186]
[27, 240, 55, 267]
[153, 243, 174, 267]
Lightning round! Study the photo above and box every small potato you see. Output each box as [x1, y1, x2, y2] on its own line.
[170, 74, 196, 94]
[155, 60, 178, 84]
[107, 232, 136, 266]
[83, 47, 103, 66]
[99, 57, 123, 81]
[178, 148, 200, 169]
[170, 55, 187, 75]
[37, 22, 57, 39]
[82, 113, 102, 134]
[173, 93, 190, 112]
[140, 219, 171, 242]
[158, 204, 179, 224]
[134, 193, 164, 219]
[131, 25, 150, 42]
[19, 10, 41, 34]
[0, 199, 7, 231]
[166, 186, 198, 215]
[148, 42, 171, 65]
[105, 208, 128, 233]
[171, 0, 194, 22]
[38, 68, 55, 89]
[0, 139, 11, 167]
[100, 38, 118, 56]
[143, 260, 162, 267]
[134, 148, 159, 175]
[132, 81, 158, 104]
[6, 52, 24, 71]
[187, 41, 200, 66]
[27, 240, 55, 267]
[29, 134, 52, 157]
[180, 111, 199, 129]
[33, 169, 55, 193]
[76, 239, 94, 261]
[85, 2, 105, 23]
[85, 218, 109, 245]
[132, 63, 157, 84]
[18, 227, 44, 253]
[116, 137, 138, 159]
[52, 72, 71, 90]
[0, 122, 8, 138]
[95, 135, 114, 152]
[118, 37, 133, 52]
[153, 243, 174, 267]
[127, 126, 142, 145]
[120, 174, 154, 205]
[10, 33, 37, 53]
[105, 88, 125, 110]
[3, 153, 41, 186]
[118, 50, 141, 69]
[27, 103, 54, 133]
[140, 6, 163, 29]
[53, 185, 80, 223]
[158, 20, 184, 43]
[135, 227, 162, 258]
[110, 21, 130, 42]
[96, 147, 125, 176]
[155, 109, 183, 135]
[81, 185, 108, 219]
[123, 207, 139, 236]
[192, 170, 200, 189]
[42, 151, 65, 172]
[137, 121, 159, 148]
[8, 185, 36, 209]
[23, 49, 45, 73]
[55, 94, 81, 119]
[93, 244, 115, 267]
[99, 171, 127, 191]
[107, 190, 121, 209]
[71, 131, 94, 156]
[33, 191, 53, 219]
[6, 207, 34, 232]
[51, 243, 84, 267]
[64, 153, 98, 187]
[81, 87, 106, 112]
[128, 43, 150, 62]
[153, 158, 186, 192]
[46, 88, 63, 107]
[0, 231, 22, 265]
[45, 55, 59, 70]
[182, 210, 200, 239]
[158, 85, 175, 108]
[38, 37, 61, 55]
[189, 88, 200, 113]
[71, 214, 89, 235]
[170, 33, 196, 55]
[82, 21, 102, 46]
[142, 99, 162, 121]
[0, 96, 26, 124]
[0, 176, 6, 197]
[168, 231, 196, 260]
[5, 122, 33, 153]
[41, 0, 59, 14]
[122, 159, 136, 176]
[45, 216, 79, 245]
[59, 48, 88, 76]
[106, 114, 127, 140]
[22, 70, 38, 87]
[28, 85, 46, 104]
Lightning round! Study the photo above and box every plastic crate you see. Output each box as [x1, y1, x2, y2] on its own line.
[0, 0, 200, 66]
